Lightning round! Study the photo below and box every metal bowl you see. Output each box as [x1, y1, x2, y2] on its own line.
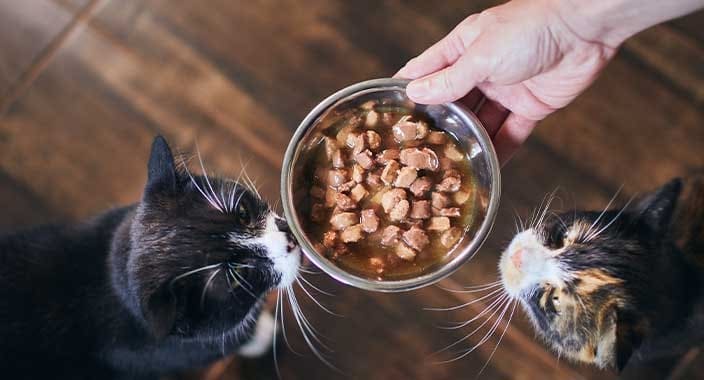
[281, 78, 501, 292]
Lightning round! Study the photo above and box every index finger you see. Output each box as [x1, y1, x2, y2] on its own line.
[395, 14, 480, 79]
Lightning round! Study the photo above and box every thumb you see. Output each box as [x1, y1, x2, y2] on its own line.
[406, 49, 490, 104]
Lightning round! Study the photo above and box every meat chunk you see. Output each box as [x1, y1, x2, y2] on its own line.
[327, 169, 347, 188]
[331, 149, 345, 168]
[330, 212, 358, 230]
[375, 149, 400, 164]
[352, 133, 366, 155]
[361, 209, 380, 233]
[336, 119, 359, 147]
[434, 207, 461, 217]
[395, 243, 417, 261]
[392, 116, 418, 142]
[311, 204, 327, 222]
[354, 149, 375, 170]
[340, 224, 364, 243]
[381, 225, 402, 246]
[323, 231, 337, 248]
[352, 164, 365, 183]
[444, 143, 464, 161]
[427, 216, 451, 231]
[350, 184, 368, 202]
[409, 177, 432, 197]
[365, 110, 379, 127]
[366, 172, 382, 187]
[329, 243, 350, 259]
[345, 132, 359, 149]
[454, 190, 470, 205]
[400, 148, 439, 171]
[380, 159, 401, 186]
[337, 180, 356, 193]
[392, 116, 429, 142]
[334, 192, 357, 211]
[441, 227, 462, 248]
[431, 192, 449, 209]
[310, 186, 326, 199]
[403, 226, 430, 252]
[381, 188, 407, 213]
[325, 188, 337, 207]
[436, 175, 461, 193]
[366, 130, 382, 150]
[369, 256, 385, 274]
[439, 157, 453, 171]
[409, 200, 431, 219]
[323, 136, 338, 160]
[426, 131, 447, 145]
[389, 199, 410, 221]
[393, 167, 418, 188]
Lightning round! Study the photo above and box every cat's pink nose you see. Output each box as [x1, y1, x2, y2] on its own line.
[511, 248, 524, 270]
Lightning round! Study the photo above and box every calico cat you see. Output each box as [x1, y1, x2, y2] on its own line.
[0, 136, 301, 379]
[499, 174, 704, 373]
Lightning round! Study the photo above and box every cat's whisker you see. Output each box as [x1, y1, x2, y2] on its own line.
[200, 268, 221, 310]
[438, 280, 501, 293]
[298, 273, 335, 297]
[586, 194, 637, 242]
[180, 157, 224, 213]
[439, 293, 509, 330]
[549, 211, 568, 231]
[425, 287, 504, 312]
[227, 180, 239, 212]
[514, 208, 526, 232]
[295, 278, 342, 317]
[229, 268, 257, 299]
[584, 185, 623, 240]
[433, 294, 511, 357]
[276, 289, 301, 356]
[476, 299, 518, 377]
[195, 142, 227, 211]
[298, 267, 322, 275]
[437, 297, 512, 364]
[273, 289, 283, 380]
[169, 263, 222, 292]
[286, 287, 330, 348]
[240, 166, 262, 199]
[284, 287, 341, 373]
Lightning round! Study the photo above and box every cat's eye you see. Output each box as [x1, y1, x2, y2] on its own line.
[237, 202, 252, 225]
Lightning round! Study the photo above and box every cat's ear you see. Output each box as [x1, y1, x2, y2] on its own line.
[145, 136, 178, 196]
[142, 285, 178, 340]
[634, 178, 682, 234]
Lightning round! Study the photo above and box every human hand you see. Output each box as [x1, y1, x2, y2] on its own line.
[396, 0, 623, 164]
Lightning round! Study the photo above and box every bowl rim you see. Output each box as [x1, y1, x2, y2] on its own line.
[281, 78, 501, 292]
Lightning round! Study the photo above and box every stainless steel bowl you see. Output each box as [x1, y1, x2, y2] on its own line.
[281, 78, 501, 292]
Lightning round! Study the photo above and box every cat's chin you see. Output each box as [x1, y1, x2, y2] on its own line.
[274, 246, 301, 289]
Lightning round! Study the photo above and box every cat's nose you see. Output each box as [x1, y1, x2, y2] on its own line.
[275, 217, 290, 233]
[511, 247, 524, 271]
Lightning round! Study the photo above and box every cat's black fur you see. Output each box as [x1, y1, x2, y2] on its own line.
[0, 136, 294, 379]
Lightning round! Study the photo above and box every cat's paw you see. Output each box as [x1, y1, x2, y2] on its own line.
[237, 311, 275, 358]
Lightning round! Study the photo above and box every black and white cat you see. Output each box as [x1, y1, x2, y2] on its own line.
[0, 136, 300, 379]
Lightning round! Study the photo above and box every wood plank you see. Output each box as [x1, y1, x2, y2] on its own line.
[624, 24, 704, 106]
[0, 0, 76, 101]
[533, 54, 704, 196]
[84, 0, 386, 129]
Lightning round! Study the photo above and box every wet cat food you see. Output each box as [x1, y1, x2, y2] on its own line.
[300, 101, 478, 280]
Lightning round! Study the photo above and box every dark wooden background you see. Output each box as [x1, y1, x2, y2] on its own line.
[1, 1, 703, 379]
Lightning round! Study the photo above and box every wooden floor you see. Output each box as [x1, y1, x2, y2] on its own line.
[1, 1, 703, 379]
